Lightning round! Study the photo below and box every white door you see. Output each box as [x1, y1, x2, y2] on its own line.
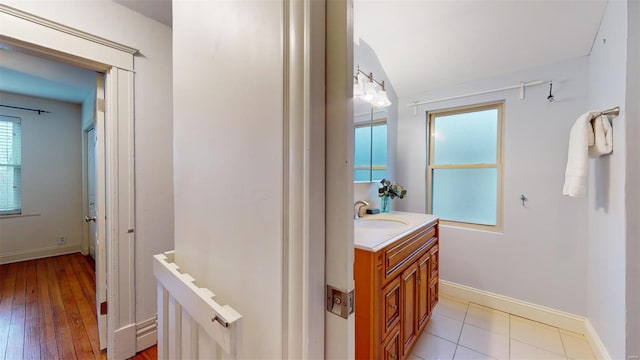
[87, 127, 97, 258]
[94, 74, 108, 350]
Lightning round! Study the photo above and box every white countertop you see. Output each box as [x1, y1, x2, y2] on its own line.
[354, 211, 439, 252]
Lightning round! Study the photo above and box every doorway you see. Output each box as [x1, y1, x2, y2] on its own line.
[1, 4, 138, 357]
[0, 50, 107, 357]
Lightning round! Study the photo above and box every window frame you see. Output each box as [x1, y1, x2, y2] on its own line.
[426, 101, 504, 231]
[0, 115, 22, 216]
[354, 117, 388, 183]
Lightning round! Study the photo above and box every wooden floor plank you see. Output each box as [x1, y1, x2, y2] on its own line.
[5, 261, 27, 360]
[45, 256, 77, 359]
[22, 260, 41, 360]
[36, 258, 59, 360]
[59, 255, 100, 358]
[0, 262, 18, 359]
[0, 254, 158, 360]
[55, 255, 95, 360]
[68, 254, 97, 318]
[130, 345, 157, 360]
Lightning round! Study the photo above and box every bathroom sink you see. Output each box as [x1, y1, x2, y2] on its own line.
[356, 216, 407, 229]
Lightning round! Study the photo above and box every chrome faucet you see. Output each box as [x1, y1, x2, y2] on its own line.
[354, 200, 369, 220]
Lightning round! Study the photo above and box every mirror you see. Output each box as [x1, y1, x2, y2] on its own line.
[354, 108, 387, 183]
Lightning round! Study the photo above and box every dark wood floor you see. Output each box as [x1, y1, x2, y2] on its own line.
[0, 253, 156, 360]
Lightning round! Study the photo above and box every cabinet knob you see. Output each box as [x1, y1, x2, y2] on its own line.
[389, 304, 397, 310]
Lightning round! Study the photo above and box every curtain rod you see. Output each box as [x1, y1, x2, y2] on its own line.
[0, 104, 51, 115]
[408, 80, 547, 114]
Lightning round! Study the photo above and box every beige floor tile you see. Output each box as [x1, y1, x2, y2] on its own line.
[560, 332, 595, 360]
[464, 304, 509, 336]
[434, 297, 469, 322]
[510, 316, 565, 355]
[411, 333, 457, 360]
[407, 354, 425, 360]
[454, 346, 498, 360]
[458, 323, 509, 360]
[426, 313, 465, 343]
[510, 339, 567, 360]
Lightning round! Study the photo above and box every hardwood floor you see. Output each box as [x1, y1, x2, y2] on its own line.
[0, 253, 156, 360]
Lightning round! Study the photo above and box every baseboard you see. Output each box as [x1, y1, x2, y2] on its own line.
[440, 280, 584, 334]
[0, 245, 82, 265]
[136, 316, 158, 352]
[584, 318, 612, 360]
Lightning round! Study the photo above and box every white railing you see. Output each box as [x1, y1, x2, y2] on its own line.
[154, 251, 242, 359]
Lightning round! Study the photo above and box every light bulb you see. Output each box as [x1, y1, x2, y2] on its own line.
[362, 81, 377, 102]
[373, 88, 392, 107]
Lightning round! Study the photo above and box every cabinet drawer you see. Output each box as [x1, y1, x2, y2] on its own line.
[381, 276, 401, 340]
[384, 226, 436, 279]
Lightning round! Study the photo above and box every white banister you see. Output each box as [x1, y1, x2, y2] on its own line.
[154, 251, 242, 359]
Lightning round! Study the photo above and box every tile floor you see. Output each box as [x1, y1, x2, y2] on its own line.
[409, 295, 596, 360]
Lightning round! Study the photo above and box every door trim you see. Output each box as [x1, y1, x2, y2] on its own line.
[0, 5, 138, 359]
[0, 4, 137, 71]
[282, 0, 326, 357]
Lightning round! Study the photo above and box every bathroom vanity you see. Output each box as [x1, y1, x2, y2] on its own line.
[354, 212, 439, 360]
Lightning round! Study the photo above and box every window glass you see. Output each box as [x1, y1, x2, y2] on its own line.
[0, 116, 22, 215]
[432, 168, 497, 225]
[428, 103, 502, 230]
[433, 109, 497, 165]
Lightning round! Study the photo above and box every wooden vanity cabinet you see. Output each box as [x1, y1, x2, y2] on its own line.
[355, 221, 439, 359]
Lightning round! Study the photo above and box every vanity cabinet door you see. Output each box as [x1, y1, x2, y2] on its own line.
[382, 276, 401, 340]
[429, 244, 439, 310]
[382, 325, 401, 360]
[401, 264, 418, 354]
[417, 252, 431, 331]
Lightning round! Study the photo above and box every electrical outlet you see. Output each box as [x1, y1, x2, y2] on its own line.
[628, 356, 639, 360]
[57, 236, 67, 245]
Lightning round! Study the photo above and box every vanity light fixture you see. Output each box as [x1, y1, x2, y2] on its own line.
[354, 66, 392, 108]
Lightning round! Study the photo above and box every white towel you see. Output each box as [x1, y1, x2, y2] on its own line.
[563, 111, 601, 197]
[589, 114, 613, 156]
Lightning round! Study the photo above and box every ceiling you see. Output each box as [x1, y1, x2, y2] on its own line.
[113, 0, 172, 27]
[354, 0, 608, 97]
[13, 1, 605, 102]
[0, 47, 97, 104]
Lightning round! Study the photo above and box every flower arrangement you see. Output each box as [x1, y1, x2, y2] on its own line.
[378, 178, 407, 199]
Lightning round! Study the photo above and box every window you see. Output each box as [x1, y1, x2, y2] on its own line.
[0, 116, 22, 215]
[354, 119, 387, 182]
[427, 102, 503, 230]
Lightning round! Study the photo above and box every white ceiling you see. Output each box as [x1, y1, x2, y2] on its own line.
[113, 0, 172, 27]
[42, 1, 607, 100]
[0, 47, 97, 104]
[354, 0, 608, 97]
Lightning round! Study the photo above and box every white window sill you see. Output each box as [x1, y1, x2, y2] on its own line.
[0, 213, 41, 219]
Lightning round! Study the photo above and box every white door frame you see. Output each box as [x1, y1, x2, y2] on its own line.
[283, 0, 354, 357]
[0, 4, 138, 359]
[325, 0, 356, 357]
[282, 0, 327, 358]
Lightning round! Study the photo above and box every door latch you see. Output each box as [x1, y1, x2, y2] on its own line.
[326, 285, 354, 319]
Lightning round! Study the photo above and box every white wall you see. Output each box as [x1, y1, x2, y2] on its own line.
[587, 1, 628, 358]
[396, 57, 590, 315]
[0, 92, 82, 262]
[172, 2, 283, 357]
[353, 40, 399, 209]
[625, 1, 640, 357]
[1, 0, 175, 326]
